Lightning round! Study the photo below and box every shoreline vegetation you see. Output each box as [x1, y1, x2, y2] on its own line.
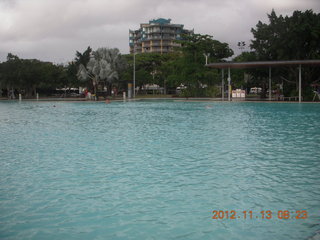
[1, 10, 319, 102]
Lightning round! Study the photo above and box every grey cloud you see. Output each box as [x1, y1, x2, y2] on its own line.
[0, 0, 319, 62]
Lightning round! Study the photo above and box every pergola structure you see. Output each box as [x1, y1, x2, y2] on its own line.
[206, 60, 320, 102]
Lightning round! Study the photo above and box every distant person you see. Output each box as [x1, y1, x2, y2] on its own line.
[84, 89, 88, 98]
[112, 87, 118, 96]
[275, 89, 280, 100]
[9, 89, 16, 99]
[87, 92, 92, 100]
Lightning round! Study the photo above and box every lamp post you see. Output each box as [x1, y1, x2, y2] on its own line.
[203, 53, 210, 65]
[133, 44, 136, 98]
[221, 69, 224, 100]
[228, 67, 231, 101]
[237, 41, 246, 52]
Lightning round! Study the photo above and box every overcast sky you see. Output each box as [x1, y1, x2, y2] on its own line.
[0, 0, 319, 63]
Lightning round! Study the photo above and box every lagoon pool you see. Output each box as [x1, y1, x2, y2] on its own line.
[0, 100, 320, 239]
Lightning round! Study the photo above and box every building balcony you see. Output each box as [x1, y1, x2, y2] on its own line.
[151, 42, 162, 47]
[147, 36, 162, 40]
[161, 30, 176, 34]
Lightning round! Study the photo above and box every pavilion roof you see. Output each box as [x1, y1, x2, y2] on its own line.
[205, 60, 320, 69]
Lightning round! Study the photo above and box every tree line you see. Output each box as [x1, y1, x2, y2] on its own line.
[0, 9, 319, 99]
[234, 9, 320, 99]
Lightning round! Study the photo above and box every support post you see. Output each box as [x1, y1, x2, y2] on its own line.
[19, 94, 22, 101]
[227, 67, 231, 102]
[269, 67, 272, 101]
[36, 93, 39, 101]
[299, 64, 302, 103]
[128, 83, 132, 99]
[221, 69, 224, 101]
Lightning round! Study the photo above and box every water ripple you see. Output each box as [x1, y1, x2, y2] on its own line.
[0, 101, 320, 239]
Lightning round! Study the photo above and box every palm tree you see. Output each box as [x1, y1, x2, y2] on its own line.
[77, 47, 125, 98]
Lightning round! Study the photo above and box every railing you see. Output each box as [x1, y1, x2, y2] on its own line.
[161, 30, 176, 34]
[147, 28, 161, 33]
[147, 36, 162, 40]
[162, 35, 175, 40]
[151, 42, 162, 47]
[280, 96, 302, 101]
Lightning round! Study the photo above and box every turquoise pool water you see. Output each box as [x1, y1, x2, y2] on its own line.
[0, 100, 319, 239]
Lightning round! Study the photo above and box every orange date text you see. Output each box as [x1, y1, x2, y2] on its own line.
[211, 210, 308, 220]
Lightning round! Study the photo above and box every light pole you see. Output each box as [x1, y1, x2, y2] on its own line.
[228, 67, 231, 102]
[221, 69, 224, 100]
[133, 44, 136, 98]
[237, 41, 246, 52]
[203, 53, 210, 65]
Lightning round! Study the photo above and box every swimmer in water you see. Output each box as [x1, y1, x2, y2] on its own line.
[205, 105, 213, 109]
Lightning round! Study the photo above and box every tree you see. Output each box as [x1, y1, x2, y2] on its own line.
[251, 9, 320, 61]
[121, 52, 174, 94]
[250, 9, 320, 99]
[71, 47, 93, 90]
[0, 53, 69, 98]
[66, 61, 80, 88]
[77, 47, 125, 97]
[0, 54, 21, 96]
[178, 34, 233, 62]
[120, 34, 233, 97]
[75, 46, 92, 67]
[174, 34, 234, 97]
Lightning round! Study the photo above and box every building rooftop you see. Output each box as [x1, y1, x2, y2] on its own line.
[149, 18, 171, 25]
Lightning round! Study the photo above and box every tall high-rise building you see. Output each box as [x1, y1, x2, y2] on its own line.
[129, 18, 193, 54]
